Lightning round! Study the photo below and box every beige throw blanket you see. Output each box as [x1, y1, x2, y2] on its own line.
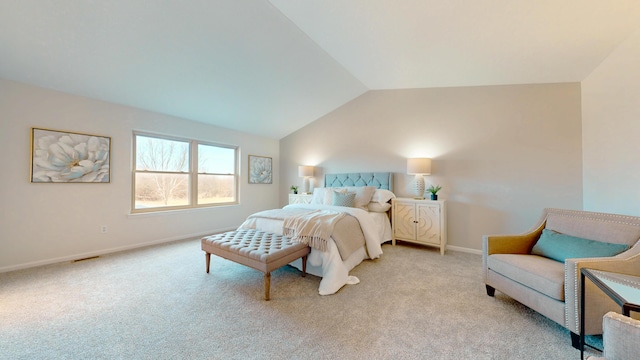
[239, 207, 366, 260]
[245, 207, 318, 222]
[283, 210, 346, 252]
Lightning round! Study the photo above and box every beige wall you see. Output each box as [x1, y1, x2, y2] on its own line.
[280, 84, 583, 252]
[0, 79, 280, 272]
[582, 28, 640, 216]
[4, 26, 638, 268]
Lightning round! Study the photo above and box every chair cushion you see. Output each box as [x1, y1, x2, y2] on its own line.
[531, 229, 630, 263]
[488, 254, 565, 301]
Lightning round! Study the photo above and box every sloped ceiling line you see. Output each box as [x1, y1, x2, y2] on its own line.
[1, 0, 640, 138]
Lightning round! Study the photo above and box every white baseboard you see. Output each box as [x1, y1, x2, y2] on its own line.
[446, 245, 482, 255]
[0, 226, 237, 273]
[2, 229, 482, 273]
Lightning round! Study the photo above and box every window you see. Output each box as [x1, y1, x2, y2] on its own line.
[133, 133, 238, 212]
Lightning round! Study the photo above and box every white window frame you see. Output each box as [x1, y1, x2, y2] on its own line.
[132, 132, 239, 213]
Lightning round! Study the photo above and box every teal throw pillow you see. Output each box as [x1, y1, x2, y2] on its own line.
[332, 191, 355, 207]
[531, 229, 630, 263]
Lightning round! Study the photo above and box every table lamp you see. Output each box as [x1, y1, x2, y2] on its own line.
[407, 158, 431, 199]
[298, 165, 314, 194]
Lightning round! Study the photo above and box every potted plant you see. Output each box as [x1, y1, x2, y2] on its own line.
[290, 185, 298, 194]
[426, 184, 442, 200]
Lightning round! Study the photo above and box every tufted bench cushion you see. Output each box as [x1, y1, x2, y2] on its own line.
[201, 229, 310, 300]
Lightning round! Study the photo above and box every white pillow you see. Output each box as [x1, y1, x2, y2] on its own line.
[368, 202, 392, 212]
[343, 186, 376, 210]
[312, 187, 346, 205]
[312, 186, 376, 210]
[371, 189, 396, 204]
[311, 188, 326, 204]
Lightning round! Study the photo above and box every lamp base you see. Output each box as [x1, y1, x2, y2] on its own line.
[414, 174, 425, 199]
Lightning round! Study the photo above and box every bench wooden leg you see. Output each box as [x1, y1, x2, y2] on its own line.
[205, 252, 211, 273]
[264, 272, 271, 301]
[302, 255, 308, 277]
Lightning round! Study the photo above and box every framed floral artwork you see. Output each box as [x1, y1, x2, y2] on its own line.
[248, 155, 272, 184]
[30, 128, 111, 183]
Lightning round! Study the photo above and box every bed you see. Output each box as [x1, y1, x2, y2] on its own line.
[237, 172, 395, 295]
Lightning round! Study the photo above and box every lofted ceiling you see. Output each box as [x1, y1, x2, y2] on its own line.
[1, 1, 640, 139]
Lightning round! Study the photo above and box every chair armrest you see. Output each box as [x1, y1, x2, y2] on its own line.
[565, 243, 640, 335]
[483, 212, 547, 256]
[483, 217, 546, 256]
[586, 312, 640, 360]
[483, 232, 541, 256]
[482, 221, 545, 282]
[602, 311, 640, 360]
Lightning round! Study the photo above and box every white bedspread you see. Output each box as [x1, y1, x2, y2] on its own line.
[237, 203, 386, 295]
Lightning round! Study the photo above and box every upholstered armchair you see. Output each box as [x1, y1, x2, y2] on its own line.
[586, 312, 640, 360]
[482, 208, 640, 347]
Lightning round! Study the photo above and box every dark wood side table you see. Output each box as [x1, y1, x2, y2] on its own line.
[580, 268, 640, 360]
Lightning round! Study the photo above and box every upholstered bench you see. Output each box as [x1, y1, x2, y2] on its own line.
[201, 229, 310, 300]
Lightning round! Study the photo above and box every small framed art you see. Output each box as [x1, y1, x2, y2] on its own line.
[248, 155, 272, 184]
[31, 127, 111, 183]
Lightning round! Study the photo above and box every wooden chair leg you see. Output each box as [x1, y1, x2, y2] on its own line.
[264, 272, 271, 301]
[205, 253, 211, 273]
[302, 255, 308, 277]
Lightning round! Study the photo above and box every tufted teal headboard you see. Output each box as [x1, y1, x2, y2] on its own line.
[324, 172, 393, 191]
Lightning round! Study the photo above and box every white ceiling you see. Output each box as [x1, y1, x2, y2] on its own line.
[1, 1, 640, 139]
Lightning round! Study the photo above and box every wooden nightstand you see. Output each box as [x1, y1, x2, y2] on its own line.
[288, 193, 313, 204]
[391, 198, 447, 255]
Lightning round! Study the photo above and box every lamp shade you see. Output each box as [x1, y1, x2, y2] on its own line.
[407, 158, 432, 175]
[298, 165, 314, 177]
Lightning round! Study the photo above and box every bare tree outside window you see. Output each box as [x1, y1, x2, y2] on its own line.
[136, 136, 188, 207]
[197, 144, 236, 204]
[133, 133, 238, 212]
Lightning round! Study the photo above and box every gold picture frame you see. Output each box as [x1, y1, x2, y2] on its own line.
[31, 127, 111, 183]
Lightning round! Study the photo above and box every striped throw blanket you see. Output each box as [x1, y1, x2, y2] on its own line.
[283, 210, 346, 252]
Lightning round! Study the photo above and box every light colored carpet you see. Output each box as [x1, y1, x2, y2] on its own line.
[0, 239, 602, 359]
